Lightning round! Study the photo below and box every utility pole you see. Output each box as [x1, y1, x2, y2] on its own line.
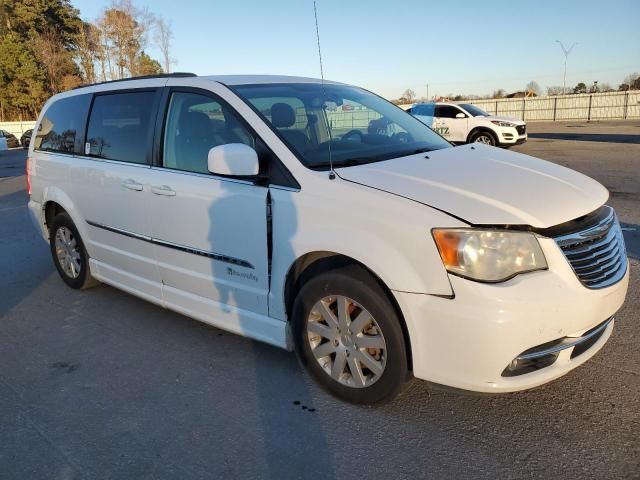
[555, 40, 577, 95]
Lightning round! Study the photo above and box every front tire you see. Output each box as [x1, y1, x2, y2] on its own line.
[49, 212, 98, 290]
[292, 264, 409, 404]
[470, 130, 497, 146]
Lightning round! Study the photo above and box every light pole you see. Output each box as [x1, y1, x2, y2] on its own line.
[425, 83, 429, 101]
[555, 40, 577, 95]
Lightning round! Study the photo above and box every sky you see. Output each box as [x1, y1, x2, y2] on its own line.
[72, 0, 640, 99]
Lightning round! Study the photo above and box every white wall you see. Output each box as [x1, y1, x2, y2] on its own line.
[0, 121, 36, 137]
[463, 90, 640, 122]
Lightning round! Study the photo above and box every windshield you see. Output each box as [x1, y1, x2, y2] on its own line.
[460, 104, 489, 117]
[233, 83, 451, 169]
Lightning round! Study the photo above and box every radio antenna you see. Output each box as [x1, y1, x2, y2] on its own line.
[313, 0, 335, 179]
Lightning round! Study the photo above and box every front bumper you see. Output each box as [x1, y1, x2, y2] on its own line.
[495, 126, 527, 145]
[393, 237, 629, 393]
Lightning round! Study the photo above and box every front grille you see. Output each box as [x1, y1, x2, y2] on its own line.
[516, 125, 526, 135]
[555, 206, 627, 289]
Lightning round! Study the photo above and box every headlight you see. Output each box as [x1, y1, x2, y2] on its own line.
[490, 120, 516, 128]
[432, 229, 547, 282]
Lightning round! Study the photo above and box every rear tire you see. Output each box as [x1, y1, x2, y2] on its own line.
[49, 212, 99, 290]
[292, 263, 409, 404]
[470, 130, 497, 146]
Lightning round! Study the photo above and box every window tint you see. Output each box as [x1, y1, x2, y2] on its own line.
[86, 91, 156, 164]
[436, 105, 464, 119]
[413, 104, 435, 116]
[163, 91, 254, 174]
[34, 94, 90, 154]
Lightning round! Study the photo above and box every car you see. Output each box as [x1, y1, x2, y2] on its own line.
[406, 102, 527, 147]
[20, 128, 33, 148]
[0, 129, 20, 148]
[26, 73, 628, 404]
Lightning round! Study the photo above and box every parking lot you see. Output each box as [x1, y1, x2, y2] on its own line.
[1, 121, 639, 479]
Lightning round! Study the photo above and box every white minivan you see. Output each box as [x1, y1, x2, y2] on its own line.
[27, 74, 629, 403]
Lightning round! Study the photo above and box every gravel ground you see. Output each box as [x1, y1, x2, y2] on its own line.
[0, 123, 639, 479]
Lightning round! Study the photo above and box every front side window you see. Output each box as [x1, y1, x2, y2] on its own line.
[162, 91, 254, 174]
[436, 105, 465, 119]
[34, 94, 91, 154]
[233, 83, 450, 169]
[86, 91, 156, 164]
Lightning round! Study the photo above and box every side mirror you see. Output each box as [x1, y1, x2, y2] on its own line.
[455, 112, 466, 119]
[207, 143, 259, 177]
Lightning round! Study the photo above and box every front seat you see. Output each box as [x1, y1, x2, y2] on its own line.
[177, 111, 213, 173]
[270, 102, 309, 153]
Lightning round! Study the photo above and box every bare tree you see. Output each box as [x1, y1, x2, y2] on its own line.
[76, 22, 102, 84]
[623, 72, 639, 86]
[598, 82, 613, 92]
[547, 86, 566, 96]
[153, 17, 173, 73]
[402, 88, 416, 103]
[32, 26, 81, 94]
[97, 0, 154, 79]
[525, 81, 541, 97]
[492, 89, 506, 99]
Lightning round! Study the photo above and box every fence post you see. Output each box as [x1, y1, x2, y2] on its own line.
[623, 91, 629, 120]
[522, 98, 526, 120]
[553, 97, 557, 121]
[587, 95, 593, 121]
[495, 100, 498, 115]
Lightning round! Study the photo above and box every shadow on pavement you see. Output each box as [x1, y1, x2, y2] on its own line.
[529, 133, 640, 144]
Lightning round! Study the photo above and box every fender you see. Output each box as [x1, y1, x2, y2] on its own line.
[40, 185, 94, 254]
[267, 185, 465, 320]
[466, 126, 497, 143]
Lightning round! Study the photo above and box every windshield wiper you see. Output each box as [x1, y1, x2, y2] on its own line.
[310, 147, 436, 170]
[399, 146, 433, 156]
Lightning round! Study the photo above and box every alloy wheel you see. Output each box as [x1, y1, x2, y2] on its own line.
[474, 134, 493, 144]
[54, 226, 82, 279]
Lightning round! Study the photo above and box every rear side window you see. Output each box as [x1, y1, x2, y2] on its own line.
[86, 91, 156, 164]
[34, 94, 90, 154]
[413, 104, 435, 116]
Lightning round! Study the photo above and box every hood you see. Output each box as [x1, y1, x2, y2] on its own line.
[486, 115, 524, 124]
[336, 144, 608, 229]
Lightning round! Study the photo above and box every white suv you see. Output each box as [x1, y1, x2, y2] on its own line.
[407, 102, 527, 147]
[27, 74, 628, 403]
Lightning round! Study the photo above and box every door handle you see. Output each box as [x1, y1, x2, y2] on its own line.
[122, 179, 143, 191]
[151, 185, 176, 196]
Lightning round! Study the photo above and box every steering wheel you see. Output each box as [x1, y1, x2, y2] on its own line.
[342, 129, 364, 142]
[392, 132, 412, 143]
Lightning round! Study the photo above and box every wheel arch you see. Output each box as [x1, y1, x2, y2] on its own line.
[41, 187, 88, 242]
[283, 251, 414, 371]
[466, 126, 498, 144]
[44, 201, 67, 233]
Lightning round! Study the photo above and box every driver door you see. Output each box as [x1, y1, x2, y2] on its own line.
[146, 87, 270, 320]
[434, 105, 468, 142]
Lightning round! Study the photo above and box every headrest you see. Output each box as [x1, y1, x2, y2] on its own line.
[271, 103, 296, 128]
[180, 111, 211, 139]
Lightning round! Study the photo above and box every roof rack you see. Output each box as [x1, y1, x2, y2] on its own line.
[73, 72, 197, 89]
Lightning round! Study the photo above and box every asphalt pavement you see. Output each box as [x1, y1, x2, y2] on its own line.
[1, 122, 639, 480]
